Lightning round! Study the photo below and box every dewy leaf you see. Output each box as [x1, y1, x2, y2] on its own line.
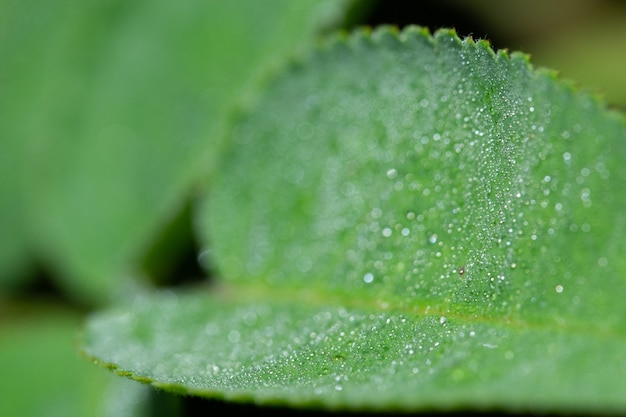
[82, 27, 626, 413]
[0, 0, 340, 301]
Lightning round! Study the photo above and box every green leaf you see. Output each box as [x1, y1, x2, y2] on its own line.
[0, 306, 150, 417]
[82, 27, 626, 413]
[0, 144, 30, 288]
[0, 0, 340, 302]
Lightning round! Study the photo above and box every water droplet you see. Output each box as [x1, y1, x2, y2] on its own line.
[555, 285, 564, 294]
[581, 188, 592, 207]
[429, 234, 438, 244]
[439, 316, 447, 326]
[207, 364, 220, 374]
[563, 152, 572, 164]
[382, 227, 392, 237]
[386, 168, 398, 179]
[242, 312, 258, 326]
[197, 249, 211, 268]
[363, 273, 374, 284]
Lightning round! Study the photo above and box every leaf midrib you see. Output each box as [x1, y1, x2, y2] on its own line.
[212, 281, 623, 339]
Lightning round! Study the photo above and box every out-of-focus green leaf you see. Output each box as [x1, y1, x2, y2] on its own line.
[0, 305, 150, 417]
[0, 0, 342, 303]
[82, 27, 626, 413]
[0, 147, 30, 288]
[446, 0, 626, 107]
[528, 19, 626, 108]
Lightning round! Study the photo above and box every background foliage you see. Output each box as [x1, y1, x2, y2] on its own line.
[1, 0, 625, 416]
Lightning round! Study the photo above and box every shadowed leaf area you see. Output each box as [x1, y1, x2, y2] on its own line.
[82, 27, 626, 414]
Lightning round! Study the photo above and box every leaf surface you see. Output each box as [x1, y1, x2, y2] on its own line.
[82, 27, 626, 413]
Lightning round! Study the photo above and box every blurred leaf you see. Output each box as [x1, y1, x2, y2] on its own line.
[83, 27, 626, 413]
[449, 0, 626, 107]
[0, 305, 151, 417]
[528, 18, 626, 108]
[0, 0, 343, 303]
[0, 145, 30, 288]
